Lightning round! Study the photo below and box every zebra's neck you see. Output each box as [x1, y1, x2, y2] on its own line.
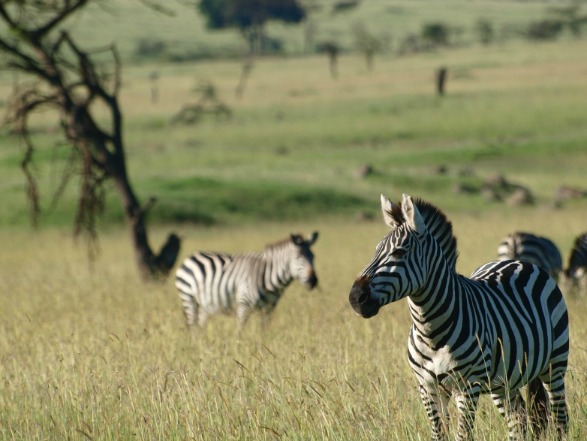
[407, 251, 471, 349]
[259, 245, 293, 294]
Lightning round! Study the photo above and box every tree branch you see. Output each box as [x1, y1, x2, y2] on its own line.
[32, 0, 91, 41]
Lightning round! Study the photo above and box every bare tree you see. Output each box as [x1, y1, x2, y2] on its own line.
[0, 0, 181, 280]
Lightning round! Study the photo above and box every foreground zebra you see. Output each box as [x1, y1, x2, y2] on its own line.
[349, 194, 569, 440]
[562, 232, 587, 296]
[175, 232, 319, 330]
[497, 231, 562, 280]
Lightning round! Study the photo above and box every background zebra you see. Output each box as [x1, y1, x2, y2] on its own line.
[496, 231, 562, 280]
[349, 194, 569, 440]
[175, 232, 319, 330]
[562, 231, 587, 296]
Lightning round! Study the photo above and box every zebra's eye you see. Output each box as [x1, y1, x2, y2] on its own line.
[391, 248, 407, 258]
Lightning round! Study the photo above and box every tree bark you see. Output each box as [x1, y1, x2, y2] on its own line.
[0, 1, 181, 280]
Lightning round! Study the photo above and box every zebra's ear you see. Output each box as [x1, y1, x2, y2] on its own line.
[308, 231, 319, 245]
[402, 194, 426, 233]
[291, 233, 303, 245]
[381, 194, 399, 228]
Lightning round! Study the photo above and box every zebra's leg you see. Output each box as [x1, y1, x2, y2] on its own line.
[454, 387, 480, 441]
[196, 308, 209, 328]
[527, 377, 549, 439]
[580, 274, 587, 297]
[179, 292, 198, 327]
[541, 371, 569, 438]
[491, 390, 527, 440]
[259, 305, 276, 330]
[236, 302, 253, 334]
[418, 384, 450, 441]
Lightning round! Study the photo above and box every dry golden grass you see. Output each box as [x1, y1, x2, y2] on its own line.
[1, 206, 587, 440]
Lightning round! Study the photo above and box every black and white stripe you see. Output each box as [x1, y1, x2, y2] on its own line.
[349, 194, 569, 441]
[175, 232, 318, 330]
[563, 231, 587, 295]
[497, 231, 562, 280]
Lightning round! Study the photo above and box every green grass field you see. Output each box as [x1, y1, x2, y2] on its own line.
[2, 1, 587, 439]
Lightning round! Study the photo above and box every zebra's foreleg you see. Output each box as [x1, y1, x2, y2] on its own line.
[259, 304, 276, 330]
[491, 390, 527, 440]
[454, 387, 480, 441]
[196, 308, 209, 328]
[418, 384, 450, 441]
[236, 302, 253, 333]
[179, 292, 198, 327]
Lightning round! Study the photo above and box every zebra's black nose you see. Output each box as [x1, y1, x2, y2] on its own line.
[349, 277, 380, 318]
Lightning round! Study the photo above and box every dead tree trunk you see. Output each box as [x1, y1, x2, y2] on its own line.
[436, 66, 448, 96]
[0, 1, 180, 280]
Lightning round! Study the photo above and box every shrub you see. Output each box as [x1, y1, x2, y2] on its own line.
[524, 19, 564, 41]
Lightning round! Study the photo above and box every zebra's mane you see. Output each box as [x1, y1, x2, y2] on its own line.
[264, 236, 294, 251]
[393, 197, 459, 269]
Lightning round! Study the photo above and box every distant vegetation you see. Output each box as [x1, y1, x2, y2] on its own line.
[1, 0, 587, 229]
[120, 1, 587, 62]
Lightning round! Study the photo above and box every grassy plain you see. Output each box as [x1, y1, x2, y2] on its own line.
[2, 1, 587, 439]
[2, 213, 587, 440]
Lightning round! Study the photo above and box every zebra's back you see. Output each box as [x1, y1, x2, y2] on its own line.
[175, 251, 249, 318]
[470, 260, 569, 380]
[497, 231, 562, 279]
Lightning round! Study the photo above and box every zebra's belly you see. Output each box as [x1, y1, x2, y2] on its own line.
[195, 286, 237, 314]
[413, 356, 534, 395]
[409, 338, 541, 394]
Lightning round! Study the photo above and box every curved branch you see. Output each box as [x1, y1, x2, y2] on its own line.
[32, 0, 91, 40]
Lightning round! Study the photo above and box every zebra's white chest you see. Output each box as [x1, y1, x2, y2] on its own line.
[409, 335, 466, 391]
[426, 344, 456, 374]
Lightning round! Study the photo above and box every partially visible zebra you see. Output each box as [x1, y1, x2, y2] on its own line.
[175, 232, 319, 330]
[349, 194, 569, 440]
[562, 232, 587, 296]
[497, 231, 562, 280]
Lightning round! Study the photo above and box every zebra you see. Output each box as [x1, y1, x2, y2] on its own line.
[349, 194, 569, 441]
[175, 232, 319, 330]
[497, 231, 562, 281]
[562, 232, 587, 296]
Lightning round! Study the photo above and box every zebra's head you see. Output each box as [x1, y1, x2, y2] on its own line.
[289, 231, 319, 290]
[349, 194, 456, 318]
[561, 232, 587, 289]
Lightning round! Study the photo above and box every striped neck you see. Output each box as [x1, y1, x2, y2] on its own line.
[407, 241, 466, 348]
[259, 243, 293, 293]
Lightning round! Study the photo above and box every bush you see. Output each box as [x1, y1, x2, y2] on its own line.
[476, 18, 495, 45]
[134, 38, 167, 60]
[421, 22, 451, 47]
[524, 19, 564, 41]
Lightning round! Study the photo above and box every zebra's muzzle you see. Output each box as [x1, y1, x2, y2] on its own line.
[349, 277, 380, 318]
[307, 272, 318, 289]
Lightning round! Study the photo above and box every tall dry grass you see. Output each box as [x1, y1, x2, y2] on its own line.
[1, 207, 587, 440]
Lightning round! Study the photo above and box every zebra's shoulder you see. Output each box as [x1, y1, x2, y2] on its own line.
[469, 258, 550, 283]
[180, 251, 235, 269]
[470, 259, 527, 278]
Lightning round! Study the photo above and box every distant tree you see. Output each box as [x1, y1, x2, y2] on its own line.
[0, 0, 181, 280]
[421, 22, 451, 47]
[331, 0, 360, 15]
[300, 0, 323, 54]
[547, 5, 587, 37]
[525, 19, 564, 41]
[475, 18, 495, 45]
[353, 23, 388, 71]
[436, 67, 448, 96]
[198, 0, 306, 55]
[317, 41, 340, 79]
